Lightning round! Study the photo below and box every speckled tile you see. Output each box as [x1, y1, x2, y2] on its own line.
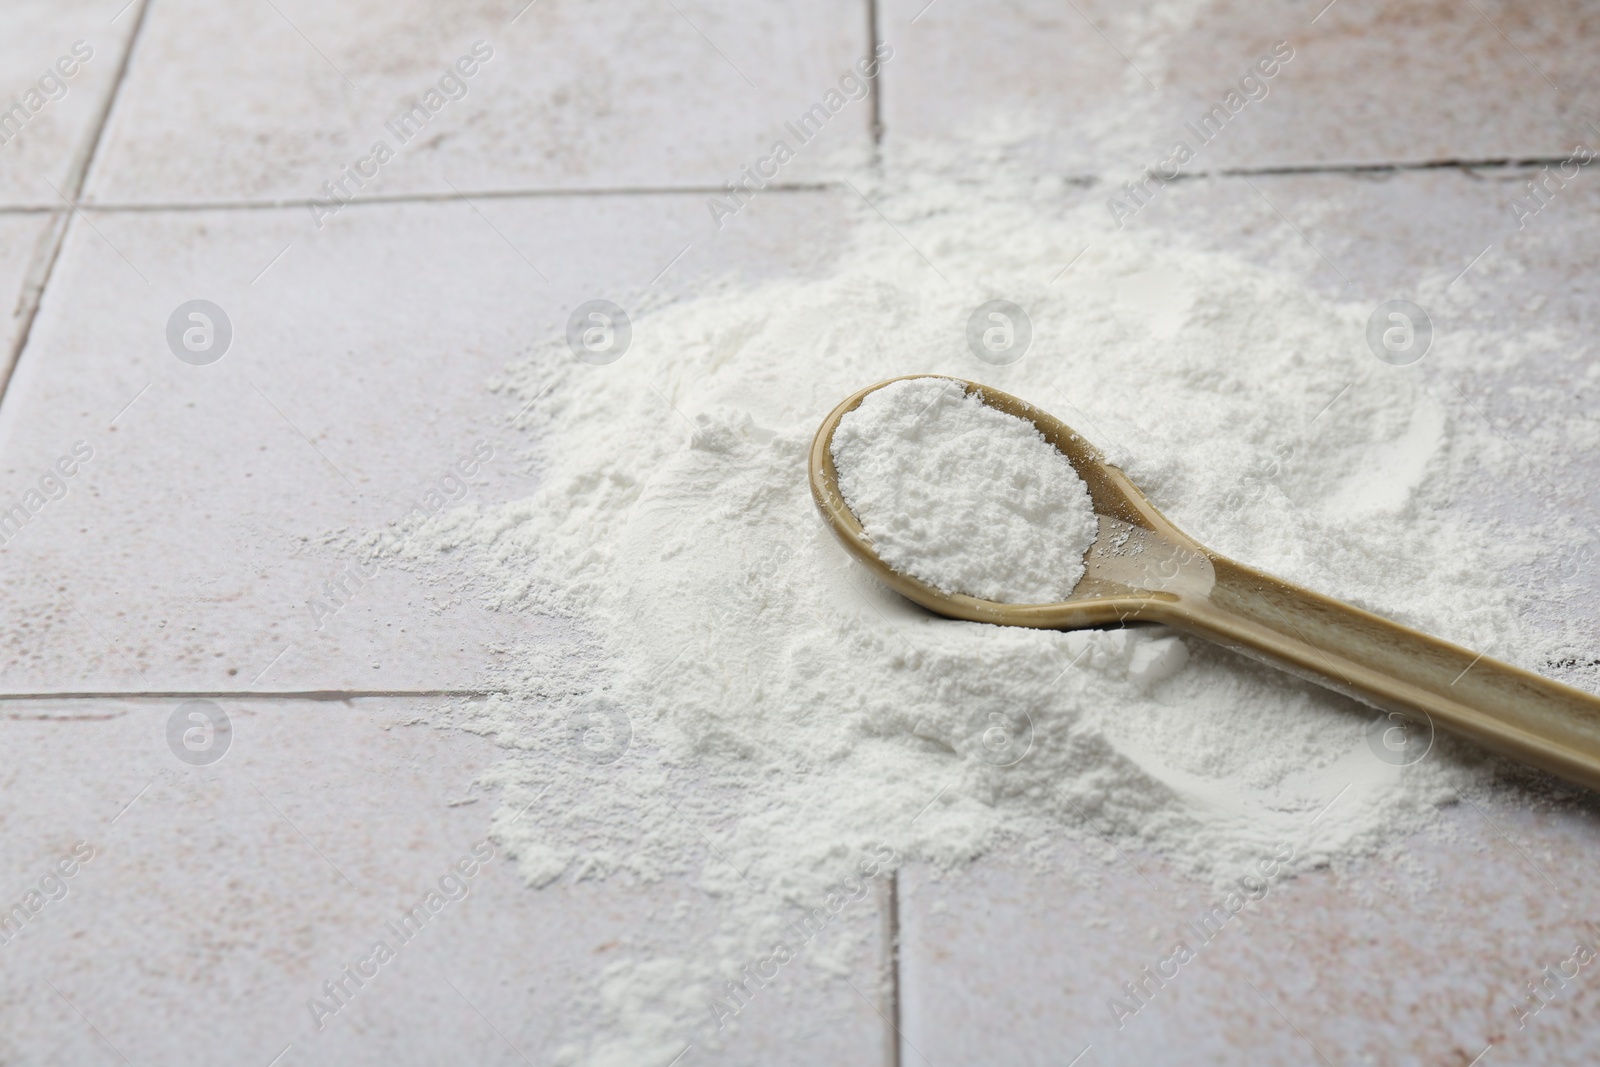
[899, 787, 1600, 1066]
[1109, 166, 1600, 673]
[84, 0, 876, 205]
[0, 214, 55, 362]
[6, 2, 1600, 1064]
[879, 0, 1597, 174]
[0, 698, 886, 1066]
[0, 188, 854, 693]
[0, 0, 138, 208]
[889, 161, 1600, 1066]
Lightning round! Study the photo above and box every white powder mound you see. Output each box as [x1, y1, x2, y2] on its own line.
[388, 161, 1590, 1064]
[830, 377, 1098, 603]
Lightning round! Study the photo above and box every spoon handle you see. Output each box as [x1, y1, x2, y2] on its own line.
[1168, 556, 1600, 789]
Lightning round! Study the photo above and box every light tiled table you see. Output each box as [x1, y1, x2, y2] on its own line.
[84, 0, 875, 204]
[0, 216, 53, 359]
[0, 698, 884, 1065]
[0, 189, 851, 693]
[882, 0, 1597, 173]
[3, 1, 1599, 1064]
[0, 0, 139, 209]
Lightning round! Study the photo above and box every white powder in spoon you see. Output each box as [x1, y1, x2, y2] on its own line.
[830, 377, 1098, 603]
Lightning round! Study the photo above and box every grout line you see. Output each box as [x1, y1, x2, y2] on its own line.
[0, 689, 502, 702]
[6, 210, 68, 336]
[886, 870, 903, 1067]
[0, 181, 838, 217]
[4, 215, 69, 396]
[69, 0, 154, 198]
[0, 0, 154, 409]
[1179, 153, 1587, 180]
[0, 152, 1580, 221]
[866, 0, 884, 147]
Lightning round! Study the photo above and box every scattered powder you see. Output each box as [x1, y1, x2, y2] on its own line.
[388, 156, 1592, 1065]
[830, 376, 1099, 603]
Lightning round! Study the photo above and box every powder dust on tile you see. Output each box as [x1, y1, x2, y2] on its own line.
[383, 156, 1586, 1065]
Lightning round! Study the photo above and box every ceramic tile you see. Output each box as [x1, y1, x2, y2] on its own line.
[0, 214, 56, 362]
[0, 188, 854, 692]
[0, 0, 138, 208]
[86, 0, 876, 205]
[899, 790, 1600, 1066]
[880, 0, 1597, 174]
[0, 697, 886, 1066]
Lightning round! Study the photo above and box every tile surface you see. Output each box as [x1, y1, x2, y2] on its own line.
[0, 0, 137, 208]
[881, 0, 1598, 174]
[1110, 166, 1600, 669]
[0, 189, 853, 693]
[892, 163, 1600, 1066]
[0, 698, 885, 1066]
[900, 790, 1600, 1066]
[0, 214, 54, 363]
[86, 0, 876, 205]
[6, 1, 1600, 1064]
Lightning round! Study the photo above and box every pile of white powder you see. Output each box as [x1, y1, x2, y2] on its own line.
[382, 155, 1595, 1065]
[830, 377, 1099, 603]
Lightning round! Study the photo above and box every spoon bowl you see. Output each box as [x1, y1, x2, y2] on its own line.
[810, 375, 1600, 792]
[810, 375, 1213, 628]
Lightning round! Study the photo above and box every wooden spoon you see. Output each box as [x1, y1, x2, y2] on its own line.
[809, 375, 1600, 791]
